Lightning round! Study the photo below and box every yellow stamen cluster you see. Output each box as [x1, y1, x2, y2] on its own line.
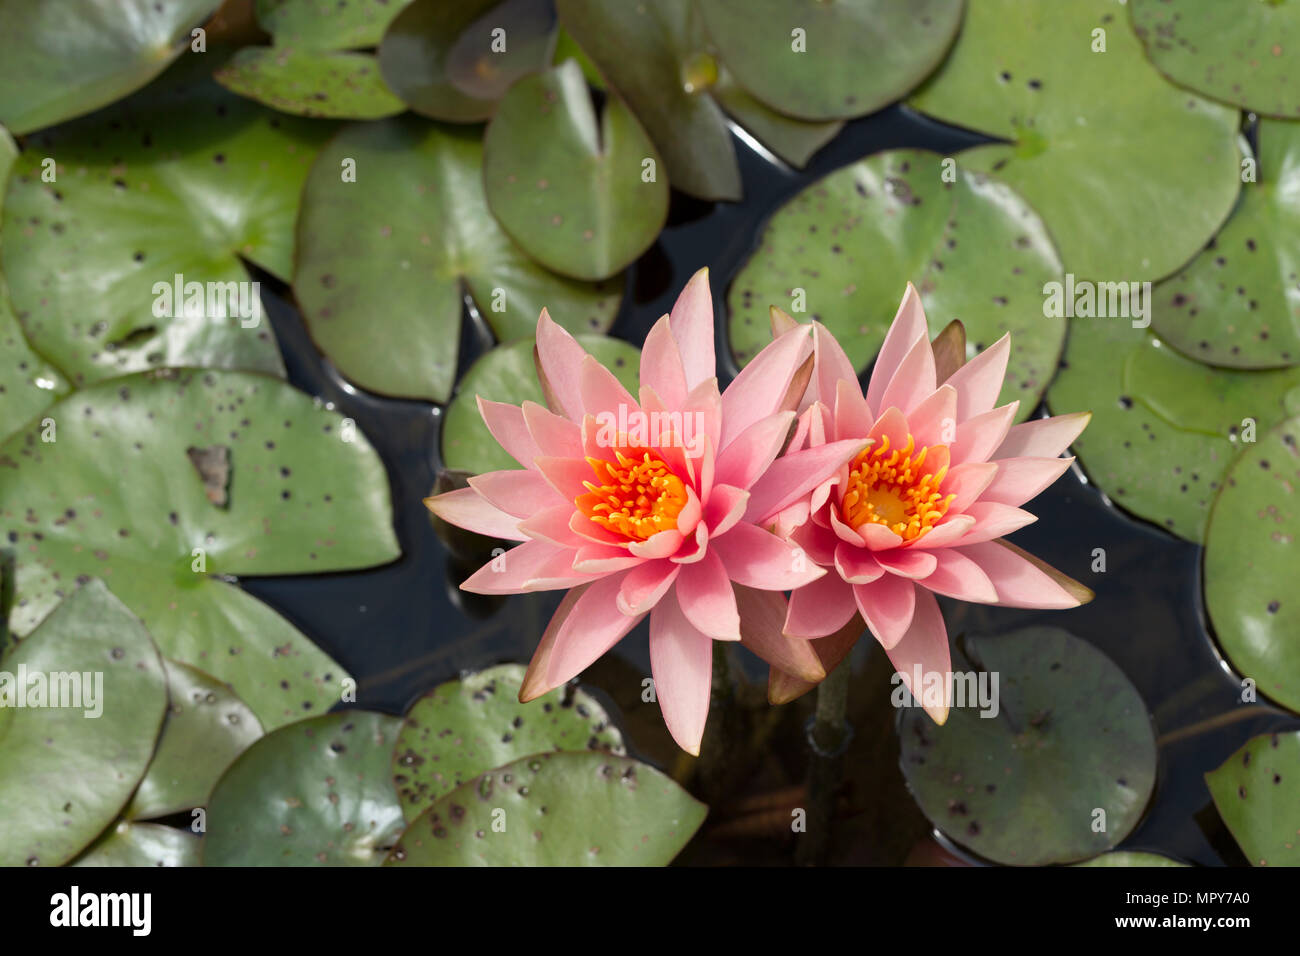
[840, 433, 955, 541]
[577, 450, 687, 541]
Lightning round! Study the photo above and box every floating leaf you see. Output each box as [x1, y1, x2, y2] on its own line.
[127, 660, 264, 820]
[393, 663, 625, 821]
[255, 0, 412, 49]
[214, 47, 405, 119]
[484, 61, 668, 281]
[909, 0, 1242, 282]
[1, 58, 334, 388]
[899, 627, 1157, 866]
[72, 821, 200, 867]
[295, 116, 621, 402]
[1206, 730, 1300, 866]
[727, 149, 1063, 419]
[710, 68, 842, 169]
[697, 0, 963, 121]
[1151, 119, 1300, 369]
[203, 711, 406, 865]
[386, 751, 707, 865]
[1074, 851, 1187, 867]
[0, 0, 218, 134]
[443, 336, 640, 475]
[1130, 0, 1300, 119]
[0, 581, 167, 867]
[378, 0, 557, 122]
[1204, 416, 1300, 711]
[1047, 314, 1300, 541]
[0, 369, 399, 729]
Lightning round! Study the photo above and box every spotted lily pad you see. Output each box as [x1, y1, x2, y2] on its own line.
[899, 627, 1157, 866]
[386, 751, 707, 865]
[204, 711, 406, 865]
[1074, 851, 1187, 867]
[1204, 416, 1300, 711]
[255, 0, 412, 48]
[1130, 0, 1300, 119]
[295, 116, 621, 402]
[214, 47, 406, 119]
[127, 660, 264, 820]
[0, 580, 168, 867]
[0, 0, 218, 134]
[443, 335, 640, 476]
[393, 663, 625, 821]
[1047, 314, 1300, 541]
[698, 0, 963, 121]
[484, 61, 668, 281]
[378, 0, 558, 122]
[1206, 731, 1300, 866]
[0, 369, 399, 729]
[1151, 119, 1300, 369]
[72, 821, 200, 867]
[727, 149, 1064, 419]
[1, 59, 334, 388]
[909, 0, 1242, 282]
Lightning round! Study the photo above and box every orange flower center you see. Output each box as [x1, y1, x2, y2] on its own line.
[840, 433, 954, 541]
[576, 449, 687, 541]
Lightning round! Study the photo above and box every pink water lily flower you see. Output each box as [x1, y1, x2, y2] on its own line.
[775, 284, 1094, 722]
[426, 269, 865, 754]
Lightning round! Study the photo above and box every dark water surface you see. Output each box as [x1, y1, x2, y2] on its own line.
[242, 105, 1300, 866]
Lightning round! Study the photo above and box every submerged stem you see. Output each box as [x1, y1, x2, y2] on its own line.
[797, 658, 853, 865]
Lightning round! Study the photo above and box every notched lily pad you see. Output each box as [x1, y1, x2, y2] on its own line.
[214, 47, 406, 119]
[1206, 731, 1300, 867]
[72, 821, 200, 867]
[393, 663, 625, 821]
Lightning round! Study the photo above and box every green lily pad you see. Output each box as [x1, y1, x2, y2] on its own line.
[484, 61, 668, 281]
[1130, 0, 1300, 119]
[443, 336, 640, 475]
[1151, 119, 1300, 369]
[255, 0, 413, 49]
[127, 660, 264, 820]
[0, 580, 167, 867]
[0, 0, 218, 135]
[72, 821, 200, 867]
[214, 47, 406, 119]
[698, 0, 963, 121]
[393, 663, 625, 821]
[1206, 731, 1300, 866]
[1074, 851, 1187, 867]
[909, 0, 1242, 282]
[1204, 416, 1300, 711]
[203, 711, 406, 865]
[899, 627, 1157, 866]
[0, 368, 399, 729]
[295, 116, 621, 402]
[1048, 314, 1300, 541]
[1, 59, 335, 388]
[727, 149, 1064, 419]
[379, 0, 558, 123]
[711, 68, 842, 169]
[386, 751, 707, 865]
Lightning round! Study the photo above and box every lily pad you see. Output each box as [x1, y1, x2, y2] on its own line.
[909, 0, 1242, 282]
[204, 710, 406, 865]
[484, 61, 668, 281]
[393, 663, 625, 821]
[1130, 0, 1300, 119]
[698, 0, 963, 121]
[1, 59, 335, 388]
[1074, 851, 1187, 867]
[1150, 119, 1300, 369]
[0, 580, 167, 867]
[214, 47, 406, 119]
[386, 751, 707, 865]
[899, 627, 1157, 866]
[0, 0, 218, 134]
[443, 337, 640, 475]
[295, 116, 621, 402]
[0, 368, 399, 729]
[378, 0, 558, 122]
[1204, 416, 1300, 711]
[711, 68, 842, 169]
[1206, 731, 1300, 867]
[255, 0, 413, 49]
[1047, 313, 1300, 541]
[127, 660, 264, 820]
[72, 821, 200, 867]
[727, 149, 1064, 419]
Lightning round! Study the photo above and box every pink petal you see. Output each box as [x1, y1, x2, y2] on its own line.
[908, 513, 976, 549]
[783, 572, 859, 639]
[713, 411, 796, 490]
[994, 411, 1092, 460]
[734, 585, 826, 681]
[945, 333, 1009, 422]
[834, 377, 873, 443]
[834, 540, 885, 584]
[980, 456, 1074, 507]
[949, 501, 1037, 545]
[521, 572, 641, 699]
[884, 587, 951, 724]
[579, 353, 637, 419]
[828, 505, 870, 547]
[517, 504, 585, 547]
[919, 548, 997, 603]
[958, 540, 1093, 608]
[670, 267, 716, 391]
[874, 547, 939, 580]
[768, 620, 860, 705]
[572, 544, 642, 573]
[535, 456, 594, 502]
[568, 508, 627, 546]
[640, 313, 689, 409]
[425, 487, 527, 541]
[676, 550, 741, 641]
[704, 483, 750, 538]
[951, 402, 1018, 465]
[468, 469, 563, 518]
[461, 539, 588, 594]
[866, 283, 928, 415]
[791, 517, 839, 565]
[866, 405, 910, 457]
[477, 398, 542, 470]
[520, 585, 586, 701]
[745, 438, 866, 525]
[720, 326, 812, 450]
[650, 588, 714, 755]
[522, 400, 582, 459]
[670, 522, 709, 564]
[858, 521, 905, 551]
[534, 309, 589, 420]
[711, 522, 825, 590]
[628, 528, 686, 559]
[906, 384, 958, 450]
[877, 332, 938, 418]
[941, 461, 999, 515]
[812, 322, 860, 409]
[853, 574, 917, 649]
[617, 559, 680, 615]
